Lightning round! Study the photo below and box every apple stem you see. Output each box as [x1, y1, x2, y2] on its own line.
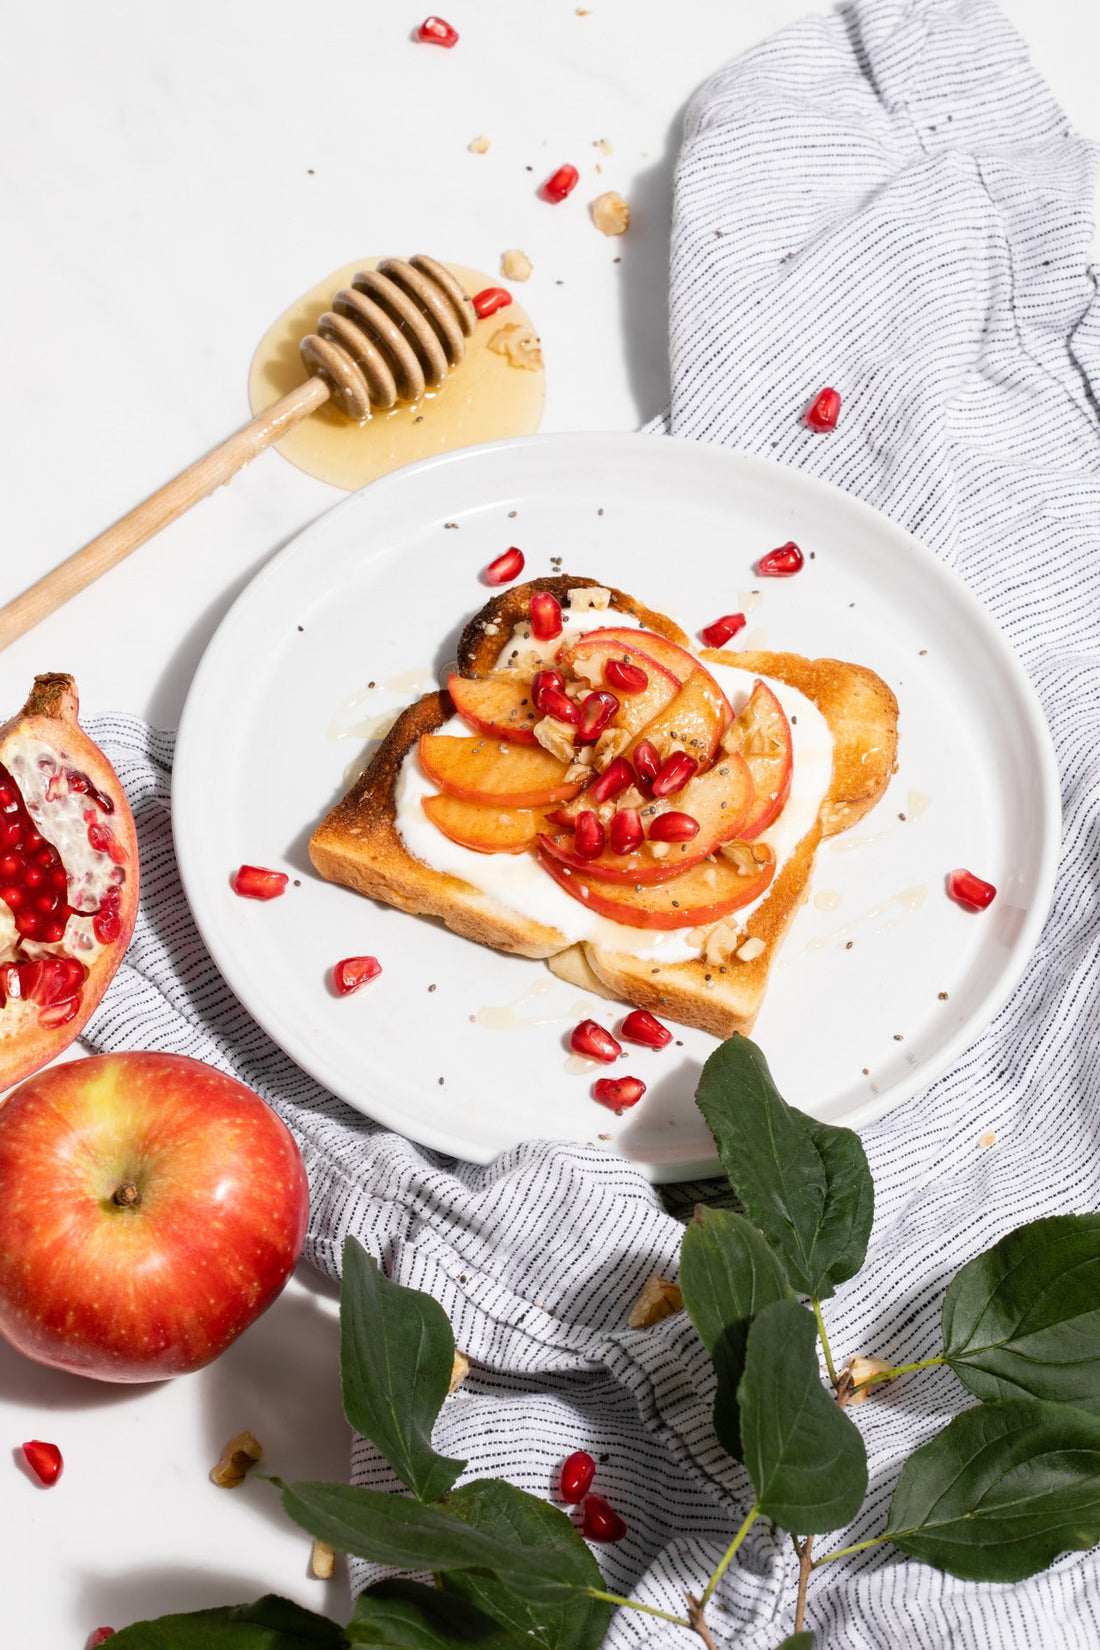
[112, 1182, 142, 1208]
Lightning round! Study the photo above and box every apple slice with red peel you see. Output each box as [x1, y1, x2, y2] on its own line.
[537, 840, 776, 929]
[729, 680, 793, 840]
[447, 674, 540, 746]
[418, 734, 584, 807]
[562, 627, 696, 687]
[422, 792, 547, 854]
[538, 752, 754, 886]
[624, 669, 732, 770]
[558, 639, 682, 737]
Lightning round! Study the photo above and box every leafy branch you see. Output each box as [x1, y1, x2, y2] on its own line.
[106, 1036, 1100, 1648]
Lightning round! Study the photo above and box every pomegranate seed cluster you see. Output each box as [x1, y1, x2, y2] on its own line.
[558, 1449, 627, 1543]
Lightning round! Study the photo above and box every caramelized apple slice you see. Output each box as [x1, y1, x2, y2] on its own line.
[418, 734, 584, 807]
[537, 841, 776, 929]
[625, 669, 733, 770]
[558, 639, 681, 737]
[447, 674, 539, 745]
[538, 753, 754, 886]
[729, 680, 794, 840]
[422, 792, 547, 854]
[561, 626, 695, 685]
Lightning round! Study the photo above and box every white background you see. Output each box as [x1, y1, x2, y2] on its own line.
[0, 2, 1096, 1641]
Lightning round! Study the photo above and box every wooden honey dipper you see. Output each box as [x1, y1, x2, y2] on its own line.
[0, 255, 477, 651]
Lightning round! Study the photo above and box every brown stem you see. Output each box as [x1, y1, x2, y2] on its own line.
[112, 1182, 141, 1207]
[686, 1595, 718, 1650]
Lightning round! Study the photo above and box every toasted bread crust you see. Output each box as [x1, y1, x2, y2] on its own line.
[310, 585, 899, 1037]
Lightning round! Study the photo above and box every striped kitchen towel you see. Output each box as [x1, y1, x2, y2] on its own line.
[82, 0, 1100, 1643]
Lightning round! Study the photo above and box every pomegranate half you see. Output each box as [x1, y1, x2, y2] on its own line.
[0, 674, 138, 1093]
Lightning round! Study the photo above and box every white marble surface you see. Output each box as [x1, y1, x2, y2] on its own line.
[1, 1, 1098, 1640]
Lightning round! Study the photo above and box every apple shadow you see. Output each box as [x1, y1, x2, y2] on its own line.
[76, 1561, 347, 1636]
[0, 1331, 161, 1411]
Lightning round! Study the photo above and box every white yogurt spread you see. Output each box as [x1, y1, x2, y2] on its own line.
[394, 618, 833, 963]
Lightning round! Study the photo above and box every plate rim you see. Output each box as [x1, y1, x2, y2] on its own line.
[173, 431, 1061, 1174]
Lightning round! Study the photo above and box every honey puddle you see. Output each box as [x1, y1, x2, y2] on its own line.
[829, 828, 895, 855]
[477, 979, 594, 1032]
[813, 889, 843, 913]
[802, 886, 927, 954]
[907, 790, 933, 820]
[248, 259, 545, 491]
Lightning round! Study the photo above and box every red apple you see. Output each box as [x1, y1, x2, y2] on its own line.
[624, 669, 733, 770]
[537, 841, 776, 928]
[422, 791, 548, 853]
[418, 733, 584, 807]
[730, 680, 793, 840]
[561, 626, 696, 685]
[0, 1052, 309, 1382]
[556, 638, 681, 736]
[447, 674, 540, 745]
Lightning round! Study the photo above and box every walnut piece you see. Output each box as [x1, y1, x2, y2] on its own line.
[311, 1539, 336, 1579]
[567, 586, 611, 611]
[628, 1276, 683, 1328]
[488, 323, 543, 371]
[210, 1431, 263, 1489]
[468, 134, 491, 155]
[736, 935, 766, 963]
[591, 191, 630, 236]
[593, 727, 630, 770]
[501, 247, 533, 282]
[449, 1350, 472, 1394]
[534, 716, 575, 763]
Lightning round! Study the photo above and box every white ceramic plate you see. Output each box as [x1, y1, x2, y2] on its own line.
[174, 434, 1060, 1180]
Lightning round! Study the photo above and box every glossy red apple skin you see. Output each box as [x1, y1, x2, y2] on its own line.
[0, 1052, 309, 1383]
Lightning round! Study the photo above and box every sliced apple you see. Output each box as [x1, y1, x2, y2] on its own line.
[537, 841, 776, 929]
[447, 674, 540, 746]
[562, 626, 696, 686]
[421, 792, 546, 854]
[538, 753, 755, 886]
[418, 734, 584, 808]
[728, 680, 793, 840]
[624, 669, 732, 770]
[558, 638, 682, 737]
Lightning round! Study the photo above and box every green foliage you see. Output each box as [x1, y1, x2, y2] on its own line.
[679, 1205, 793, 1458]
[738, 1301, 867, 1532]
[347, 1580, 532, 1647]
[108, 1595, 346, 1647]
[694, 1037, 873, 1299]
[340, 1237, 465, 1502]
[441, 1480, 610, 1650]
[886, 1399, 1100, 1581]
[775, 1636, 815, 1650]
[942, 1214, 1100, 1412]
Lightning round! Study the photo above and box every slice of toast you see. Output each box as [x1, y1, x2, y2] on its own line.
[309, 578, 899, 1037]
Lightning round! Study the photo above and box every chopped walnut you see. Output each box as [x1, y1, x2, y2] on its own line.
[210, 1431, 263, 1489]
[565, 761, 591, 784]
[720, 840, 758, 877]
[311, 1539, 336, 1579]
[468, 134, 491, 155]
[533, 716, 576, 763]
[628, 1276, 683, 1328]
[488, 323, 543, 371]
[501, 247, 533, 282]
[845, 1356, 893, 1405]
[593, 727, 631, 769]
[449, 1350, 472, 1394]
[591, 191, 630, 236]
[703, 920, 738, 966]
[701, 865, 719, 890]
[647, 840, 671, 859]
[567, 586, 611, 611]
[736, 935, 766, 963]
[596, 137, 615, 156]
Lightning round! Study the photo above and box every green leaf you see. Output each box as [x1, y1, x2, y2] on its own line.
[738, 1300, 867, 1532]
[942, 1214, 1100, 1413]
[347, 1579, 531, 1647]
[694, 1037, 874, 1300]
[775, 1636, 814, 1650]
[442, 1479, 609, 1650]
[340, 1236, 465, 1502]
[679, 1205, 793, 1459]
[109, 1595, 346, 1647]
[280, 1481, 588, 1602]
[886, 1398, 1100, 1581]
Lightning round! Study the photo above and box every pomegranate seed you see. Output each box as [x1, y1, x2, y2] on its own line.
[417, 14, 458, 45]
[472, 287, 513, 320]
[0, 885, 21, 910]
[39, 999, 81, 1029]
[806, 386, 841, 431]
[946, 869, 997, 911]
[573, 811, 606, 859]
[592, 1077, 646, 1113]
[538, 685, 580, 725]
[588, 758, 634, 805]
[620, 1009, 672, 1049]
[485, 545, 525, 584]
[87, 822, 113, 854]
[757, 541, 804, 578]
[651, 752, 698, 798]
[633, 741, 661, 788]
[580, 1492, 627, 1541]
[648, 811, 700, 843]
[570, 1019, 622, 1063]
[575, 692, 619, 745]
[604, 658, 648, 694]
[93, 904, 122, 944]
[22, 1439, 62, 1485]
[532, 669, 567, 712]
[333, 956, 382, 995]
[701, 613, 747, 648]
[541, 163, 579, 203]
[231, 865, 289, 900]
[559, 1450, 596, 1504]
[530, 592, 563, 641]
[608, 809, 643, 855]
[88, 1633, 117, 1647]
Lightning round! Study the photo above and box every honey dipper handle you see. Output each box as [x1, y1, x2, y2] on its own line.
[0, 375, 332, 652]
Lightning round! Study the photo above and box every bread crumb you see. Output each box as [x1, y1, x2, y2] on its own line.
[979, 1131, 996, 1148]
[468, 134, 491, 155]
[628, 1276, 683, 1328]
[311, 1540, 336, 1579]
[595, 137, 614, 155]
[449, 1350, 471, 1393]
[501, 247, 533, 282]
[591, 191, 630, 236]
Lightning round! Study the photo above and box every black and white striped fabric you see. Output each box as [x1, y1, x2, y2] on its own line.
[82, 0, 1100, 1642]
